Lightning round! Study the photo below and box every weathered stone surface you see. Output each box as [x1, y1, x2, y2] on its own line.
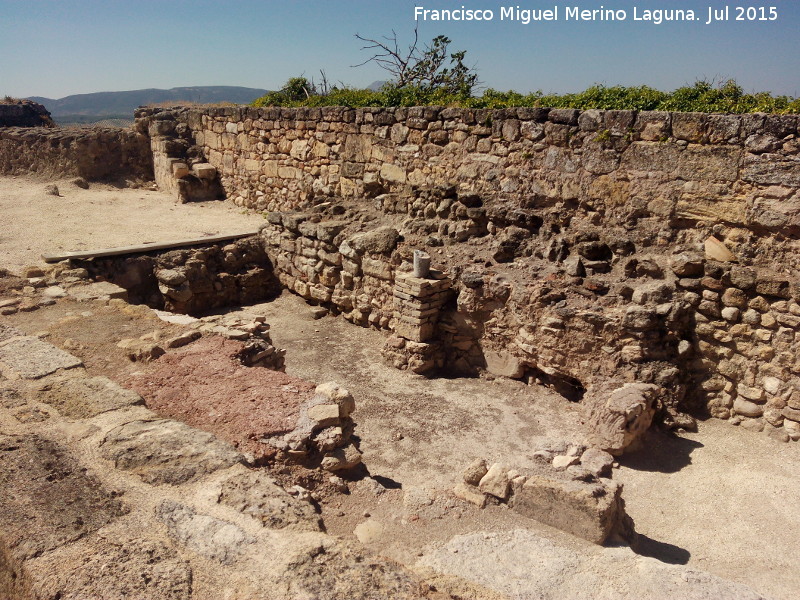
[68, 281, 129, 301]
[580, 447, 615, 478]
[704, 237, 736, 262]
[29, 536, 192, 600]
[156, 501, 253, 565]
[483, 349, 524, 378]
[512, 476, 630, 544]
[346, 226, 401, 255]
[32, 374, 144, 418]
[0, 336, 83, 379]
[419, 529, 768, 600]
[734, 398, 764, 418]
[453, 482, 488, 508]
[586, 383, 659, 456]
[218, 471, 321, 531]
[0, 434, 127, 561]
[100, 419, 242, 485]
[320, 444, 362, 472]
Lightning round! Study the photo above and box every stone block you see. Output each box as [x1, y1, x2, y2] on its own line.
[586, 383, 659, 456]
[100, 419, 242, 485]
[478, 463, 510, 500]
[512, 476, 629, 545]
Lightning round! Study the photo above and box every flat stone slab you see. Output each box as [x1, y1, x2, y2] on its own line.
[68, 281, 128, 301]
[156, 501, 254, 565]
[0, 336, 83, 379]
[419, 529, 768, 600]
[31, 375, 144, 418]
[28, 535, 192, 600]
[100, 418, 243, 485]
[218, 471, 321, 532]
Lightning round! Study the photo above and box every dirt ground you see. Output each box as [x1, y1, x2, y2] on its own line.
[0, 175, 264, 274]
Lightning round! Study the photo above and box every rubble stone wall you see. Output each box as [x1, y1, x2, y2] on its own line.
[134, 106, 799, 231]
[0, 100, 55, 127]
[0, 126, 153, 181]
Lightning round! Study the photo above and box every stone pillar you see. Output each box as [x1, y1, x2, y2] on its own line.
[392, 271, 451, 342]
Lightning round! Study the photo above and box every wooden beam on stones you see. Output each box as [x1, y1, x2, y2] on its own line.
[42, 230, 260, 263]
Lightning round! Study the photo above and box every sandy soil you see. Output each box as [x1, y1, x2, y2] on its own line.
[0, 175, 264, 274]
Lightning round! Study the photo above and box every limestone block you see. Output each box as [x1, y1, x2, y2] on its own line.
[512, 476, 629, 545]
[192, 163, 217, 179]
[478, 463, 510, 500]
[586, 383, 659, 456]
[484, 350, 524, 378]
[704, 237, 736, 262]
[380, 163, 407, 183]
[100, 419, 242, 485]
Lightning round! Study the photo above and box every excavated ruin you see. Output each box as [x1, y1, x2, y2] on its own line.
[1, 101, 799, 598]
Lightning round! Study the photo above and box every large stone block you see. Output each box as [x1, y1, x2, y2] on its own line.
[586, 383, 659, 456]
[512, 476, 629, 544]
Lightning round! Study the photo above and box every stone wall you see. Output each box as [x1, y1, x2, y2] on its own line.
[0, 126, 153, 181]
[134, 106, 799, 232]
[130, 103, 799, 435]
[72, 236, 281, 315]
[0, 100, 54, 127]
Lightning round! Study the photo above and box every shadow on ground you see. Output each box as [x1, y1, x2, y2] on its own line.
[618, 430, 704, 473]
[634, 534, 692, 565]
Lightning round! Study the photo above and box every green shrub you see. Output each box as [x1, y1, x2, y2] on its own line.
[252, 79, 799, 114]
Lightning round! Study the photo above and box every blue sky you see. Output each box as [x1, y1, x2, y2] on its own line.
[1, 0, 798, 98]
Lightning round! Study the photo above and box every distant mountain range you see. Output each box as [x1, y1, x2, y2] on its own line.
[27, 86, 270, 123]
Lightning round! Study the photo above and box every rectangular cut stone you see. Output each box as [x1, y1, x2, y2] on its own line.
[0, 337, 83, 380]
[512, 476, 625, 545]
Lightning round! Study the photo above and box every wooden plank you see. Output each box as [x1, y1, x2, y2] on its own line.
[42, 230, 260, 263]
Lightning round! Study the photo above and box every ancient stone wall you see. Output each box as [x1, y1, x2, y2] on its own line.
[0, 126, 153, 181]
[0, 100, 54, 128]
[134, 106, 799, 231]
[131, 103, 798, 435]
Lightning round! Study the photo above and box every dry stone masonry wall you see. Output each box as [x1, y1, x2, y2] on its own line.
[0, 126, 152, 181]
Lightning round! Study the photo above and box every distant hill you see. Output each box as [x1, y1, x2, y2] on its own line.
[27, 86, 270, 119]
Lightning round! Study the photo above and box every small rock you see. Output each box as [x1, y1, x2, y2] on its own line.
[453, 483, 487, 508]
[311, 307, 328, 320]
[354, 519, 384, 544]
[462, 458, 488, 485]
[580, 448, 614, 477]
[552, 455, 580, 470]
[71, 177, 89, 189]
[307, 403, 340, 426]
[478, 463, 510, 500]
[42, 286, 67, 298]
[704, 236, 736, 262]
[320, 444, 362, 472]
[44, 184, 60, 196]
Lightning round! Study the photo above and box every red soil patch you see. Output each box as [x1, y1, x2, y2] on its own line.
[126, 336, 316, 459]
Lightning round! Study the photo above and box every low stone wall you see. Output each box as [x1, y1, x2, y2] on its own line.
[0, 126, 153, 181]
[72, 236, 280, 315]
